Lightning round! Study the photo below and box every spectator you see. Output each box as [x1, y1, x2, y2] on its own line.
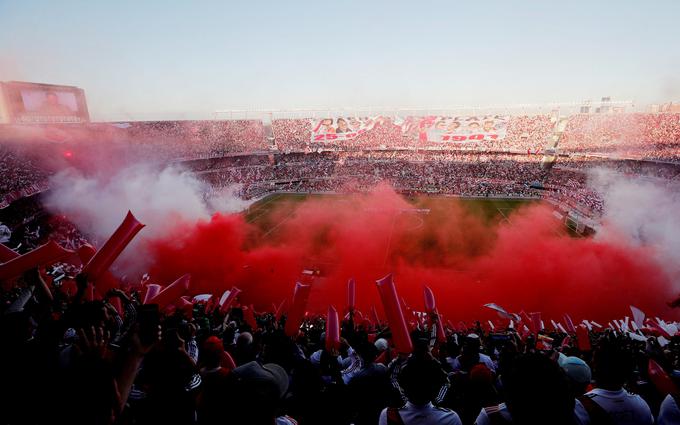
[380, 353, 462, 425]
[474, 353, 575, 425]
[575, 340, 654, 425]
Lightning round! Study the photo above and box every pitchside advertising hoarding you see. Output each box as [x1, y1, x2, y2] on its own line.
[0, 81, 90, 124]
[309, 115, 509, 143]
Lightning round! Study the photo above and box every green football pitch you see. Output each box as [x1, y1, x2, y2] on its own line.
[244, 193, 543, 239]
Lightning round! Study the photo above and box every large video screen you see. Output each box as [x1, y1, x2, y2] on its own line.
[1, 81, 90, 124]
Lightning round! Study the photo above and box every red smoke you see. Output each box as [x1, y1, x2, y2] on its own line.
[144, 184, 677, 324]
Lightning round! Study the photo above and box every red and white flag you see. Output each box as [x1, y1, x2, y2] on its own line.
[484, 303, 520, 322]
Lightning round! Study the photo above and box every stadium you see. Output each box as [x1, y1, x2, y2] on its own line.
[2, 2, 680, 425]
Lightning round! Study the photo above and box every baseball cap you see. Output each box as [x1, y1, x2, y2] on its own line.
[558, 354, 592, 384]
[232, 361, 289, 399]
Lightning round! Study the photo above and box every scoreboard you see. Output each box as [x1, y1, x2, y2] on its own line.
[0, 81, 90, 124]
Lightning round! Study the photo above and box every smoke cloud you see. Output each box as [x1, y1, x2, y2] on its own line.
[142, 183, 677, 323]
[44, 160, 680, 324]
[44, 164, 250, 271]
[590, 167, 680, 283]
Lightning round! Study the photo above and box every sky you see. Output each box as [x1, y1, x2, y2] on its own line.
[1, 0, 679, 121]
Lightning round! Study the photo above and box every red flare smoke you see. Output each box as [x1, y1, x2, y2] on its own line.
[142, 186, 677, 324]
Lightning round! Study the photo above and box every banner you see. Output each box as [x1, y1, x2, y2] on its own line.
[402, 115, 509, 143]
[310, 117, 377, 142]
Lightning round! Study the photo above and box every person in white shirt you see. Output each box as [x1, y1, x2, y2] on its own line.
[658, 394, 680, 425]
[379, 353, 462, 425]
[447, 333, 497, 374]
[475, 353, 576, 425]
[574, 340, 653, 425]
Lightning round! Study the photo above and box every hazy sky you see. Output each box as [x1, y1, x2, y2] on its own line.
[1, 0, 679, 120]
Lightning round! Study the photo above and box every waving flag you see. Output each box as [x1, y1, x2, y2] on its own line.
[563, 314, 577, 334]
[630, 306, 646, 329]
[147, 274, 191, 309]
[219, 287, 242, 314]
[483, 303, 520, 321]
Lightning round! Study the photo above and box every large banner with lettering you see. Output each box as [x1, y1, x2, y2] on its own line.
[310, 117, 377, 142]
[401, 115, 509, 143]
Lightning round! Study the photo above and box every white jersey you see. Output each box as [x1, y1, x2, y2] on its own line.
[276, 416, 298, 425]
[474, 403, 512, 425]
[574, 388, 653, 425]
[379, 402, 462, 425]
[309, 349, 344, 367]
[447, 353, 496, 374]
[657, 394, 680, 425]
[475, 402, 589, 425]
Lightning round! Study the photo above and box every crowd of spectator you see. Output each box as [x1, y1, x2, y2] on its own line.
[2, 112, 680, 218]
[559, 113, 680, 161]
[1, 261, 679, 425]
[123, 120, 269, 161]
[272, 116, 553, 153]
[196, 151, 610, 215]
[0, 144, 52, 207]
[272, 113, 680, 162]
[3, 113, 680, 425]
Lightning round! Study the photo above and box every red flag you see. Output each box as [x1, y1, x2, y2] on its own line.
[648, 359, 679, 396]
[519, 311, 535, 333]
[0, 240, 73, 282]
[219, 287, 242, 315]
[563, 314, 577, 334]
[561, 336, 572, 348]
[204, 294, 218, 314]
[536, 334, 554, 350]
[347, 278, 356, 310]
[376, 274, 412, 354]
[177, 297, 194, 319]
[284, 282, 311, 337]
[147, 274, 191, 308]
[648, 320, 673, 339]
[243, 305, 257, 330]
[576, 326, 591, 351]
[326, 305, 340, 351]
[143, 284, 162, 304]
[484, 303, 520, 322]
[630, 306, 645, 329]
[82, 211, 144, 281]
